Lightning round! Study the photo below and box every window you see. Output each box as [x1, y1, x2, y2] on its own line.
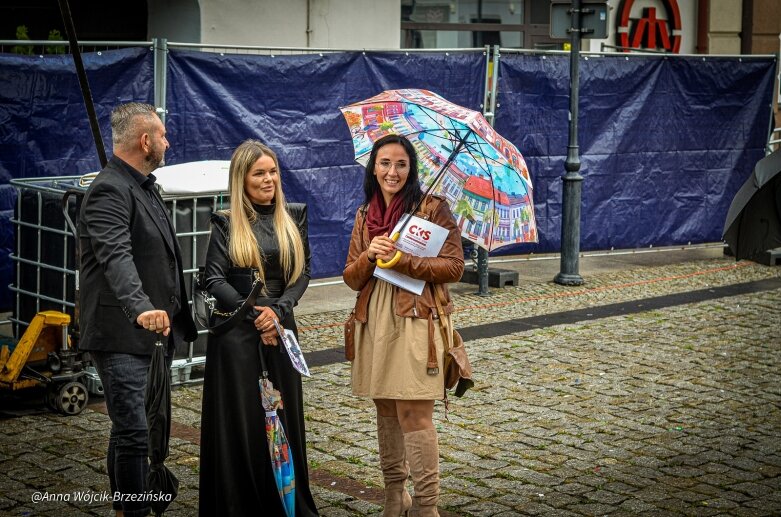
[401, 0, 561, 50]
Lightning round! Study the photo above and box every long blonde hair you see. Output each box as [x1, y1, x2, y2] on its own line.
[224, 139, 305, 287]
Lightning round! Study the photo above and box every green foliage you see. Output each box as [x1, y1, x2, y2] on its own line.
[10, 26, 65, 56]
[12, 25, 33, 55]
[46, 29, 65, 55]
[16, 25, 29, 40]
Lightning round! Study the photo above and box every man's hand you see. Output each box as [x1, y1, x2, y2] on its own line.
[137, 310, 171, 336]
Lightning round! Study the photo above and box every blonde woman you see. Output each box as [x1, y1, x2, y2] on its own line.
[199, 140, 318, 516]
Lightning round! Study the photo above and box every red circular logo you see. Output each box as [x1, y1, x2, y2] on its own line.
[617, 0, 682, 53]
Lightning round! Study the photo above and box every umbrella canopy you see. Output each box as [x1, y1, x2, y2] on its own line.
[340, 88, 537, 251]
[723, 148, 781, 261]
[258, 343, 295, 517]
[145, 340, 178, 516]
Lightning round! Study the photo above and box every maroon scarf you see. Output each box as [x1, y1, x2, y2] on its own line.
[366, 191, 405, 241]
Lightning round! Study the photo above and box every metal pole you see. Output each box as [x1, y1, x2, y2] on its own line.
[57, 0, 107, 168]
[476, 46, 492, 296]
[473, 45, 502, 297]
[15, 188, 21, 339]
[477, 244, 489, 294]
[481, 45, 492, 113]
[554, 0, 585, 286]
[153, 37, 168, 126]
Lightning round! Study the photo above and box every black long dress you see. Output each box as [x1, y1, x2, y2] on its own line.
[199, 203, 319, 517]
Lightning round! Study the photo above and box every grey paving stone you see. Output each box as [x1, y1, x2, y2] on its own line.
[534, 490, 583, 509]
[616, 496, 664, 513]
[729, 508, 777, 517]
[345, 498, 381, 514]
[318, 508, 364, 517]
[583, 489, 628, 505]
[568, 502, 620, 514]
[461, 501, 514, 516]
[728, 481, 773, 498]
[439, 491, 480, 508]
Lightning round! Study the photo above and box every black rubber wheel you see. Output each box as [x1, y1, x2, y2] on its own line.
[56, 381, 89, 415]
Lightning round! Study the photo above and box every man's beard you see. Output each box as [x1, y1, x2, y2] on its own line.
[145, 143, 165, 171]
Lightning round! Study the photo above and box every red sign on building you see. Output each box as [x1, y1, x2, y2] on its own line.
[616, 0, 682, 53]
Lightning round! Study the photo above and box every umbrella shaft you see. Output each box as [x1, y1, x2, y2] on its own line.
[400, 132, 471, 236]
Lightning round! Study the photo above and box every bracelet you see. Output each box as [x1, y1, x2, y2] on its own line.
[367, 254, 376, 263]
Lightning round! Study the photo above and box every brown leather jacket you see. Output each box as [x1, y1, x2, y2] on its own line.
[343, 195, 464, 324]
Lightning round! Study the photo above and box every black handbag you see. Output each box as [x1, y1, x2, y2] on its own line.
[194, 266, 262, 335]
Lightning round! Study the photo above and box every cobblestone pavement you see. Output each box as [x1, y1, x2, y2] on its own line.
[1, 254, 780, 516]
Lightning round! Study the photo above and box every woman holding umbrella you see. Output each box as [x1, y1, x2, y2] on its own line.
[199, 139, 319, 516]
[343, 134, 464, 516]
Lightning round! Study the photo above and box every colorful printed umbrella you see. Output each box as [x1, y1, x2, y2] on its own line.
[258, 343, 295, 517]
[340, 88, 537, 251]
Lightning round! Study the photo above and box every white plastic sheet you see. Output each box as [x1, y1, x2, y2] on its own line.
[152, 160, 230, 195]
[79, 160, 230, 195]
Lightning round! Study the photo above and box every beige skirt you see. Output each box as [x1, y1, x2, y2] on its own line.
[351, 279, 445, 400]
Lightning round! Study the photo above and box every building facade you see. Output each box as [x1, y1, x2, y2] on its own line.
[2, 1, 777, 56]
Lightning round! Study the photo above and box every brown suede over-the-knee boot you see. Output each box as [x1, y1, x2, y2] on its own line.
[403, 429, 440, 517]
[377, 416, 412, 516]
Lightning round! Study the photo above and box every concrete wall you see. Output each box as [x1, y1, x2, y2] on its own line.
[308, 0, 400, 48]
[708, 0, 742, 54]
[199, 0, 307, 46]
[196, 0, 399, 48]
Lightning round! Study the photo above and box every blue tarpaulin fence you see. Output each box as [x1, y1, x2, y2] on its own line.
[0, 47, 154, 310]
[166, 49, 487, 283]
[495, 53, 776, 255]
[0, 45, 775, 310]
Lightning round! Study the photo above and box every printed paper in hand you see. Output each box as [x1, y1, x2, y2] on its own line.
[373, 214, 448, 295]
[274, 319, 311, 377]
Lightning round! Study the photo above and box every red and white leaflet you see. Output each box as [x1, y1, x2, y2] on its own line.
[373, 214, 448, 295]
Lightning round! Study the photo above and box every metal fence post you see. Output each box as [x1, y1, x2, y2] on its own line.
[476, 45, 493, 297]
[153, 38, 168, 126]
[554, 0, 585, 286]
[474, 45, 502, 296]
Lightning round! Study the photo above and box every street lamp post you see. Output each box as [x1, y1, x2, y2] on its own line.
[554, 0, 585, 286]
